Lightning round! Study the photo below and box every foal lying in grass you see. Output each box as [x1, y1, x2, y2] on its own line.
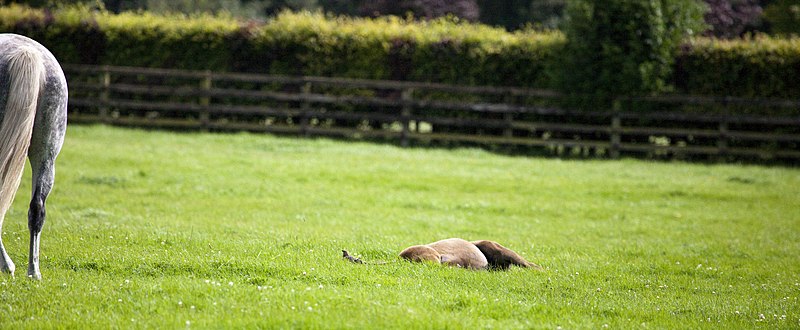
[399, 238, 542, 270]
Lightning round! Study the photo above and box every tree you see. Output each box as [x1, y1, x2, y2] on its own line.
[257, 0, 318, 16]
[143, 0, 317, 18]
[763, 0, 800, 36]
[475, 0, 529, 29]
[475, 0, 565, 30]
[558, 0, 706, 103]
[4, 0, 108, 9]
[530, 0, 566, 29]
[360, 0, 480, 21]
[103, 0, 147, 13]
[146, 0, 254, 16]
[703, 0, 763, 38]
[318, 0, 360, 16]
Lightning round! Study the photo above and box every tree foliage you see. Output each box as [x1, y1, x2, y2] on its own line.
[558, 0, 706, 101]
[476, 0, 565, 30]
[763, 0, 800, 36]
[359, 0, 480, 21]
[703, 0, 763, 38]
[143, 0, 318, 17]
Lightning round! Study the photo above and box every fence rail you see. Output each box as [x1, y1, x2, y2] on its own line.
[63, 64, 800, 162]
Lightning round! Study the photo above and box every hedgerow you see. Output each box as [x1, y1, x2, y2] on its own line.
[0, 5, 562, 88]
[675, 36, 800, 98]
[1, 4, 798, 100]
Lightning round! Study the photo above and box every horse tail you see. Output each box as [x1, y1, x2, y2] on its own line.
[0, 45, 44, 221]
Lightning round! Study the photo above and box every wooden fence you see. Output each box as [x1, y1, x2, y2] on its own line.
[63, 64, 800, 162]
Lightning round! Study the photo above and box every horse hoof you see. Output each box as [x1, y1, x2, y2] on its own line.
[0, 260, 15, 277]
[27, 269, 41, 280]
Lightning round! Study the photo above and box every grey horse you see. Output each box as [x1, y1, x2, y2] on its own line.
[0, 34, 67, 280]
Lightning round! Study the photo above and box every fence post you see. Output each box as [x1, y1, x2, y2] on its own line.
[503, 112, 514, 138]
[400, 88, 414, 147]
[610, 115, 621, 159]
[199, 70, 212, 130]
[717, 120, 729, 160]
[503, 93, 515, 138]
[300, 82, 312, 137]
[609, 97, 632, 159]
[100, 66, 110, 124]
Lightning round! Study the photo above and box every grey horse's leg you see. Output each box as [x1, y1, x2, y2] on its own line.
[26, 162, 54, 280]
[26, 125, 63, 279]
[0, 221, 15, 276]
[26, 77, 66, 280]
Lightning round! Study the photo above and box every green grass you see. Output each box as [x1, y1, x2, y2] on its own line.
[1, 125, 799, 329]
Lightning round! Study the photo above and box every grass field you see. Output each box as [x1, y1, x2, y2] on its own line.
[1, 125, 798, 329]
